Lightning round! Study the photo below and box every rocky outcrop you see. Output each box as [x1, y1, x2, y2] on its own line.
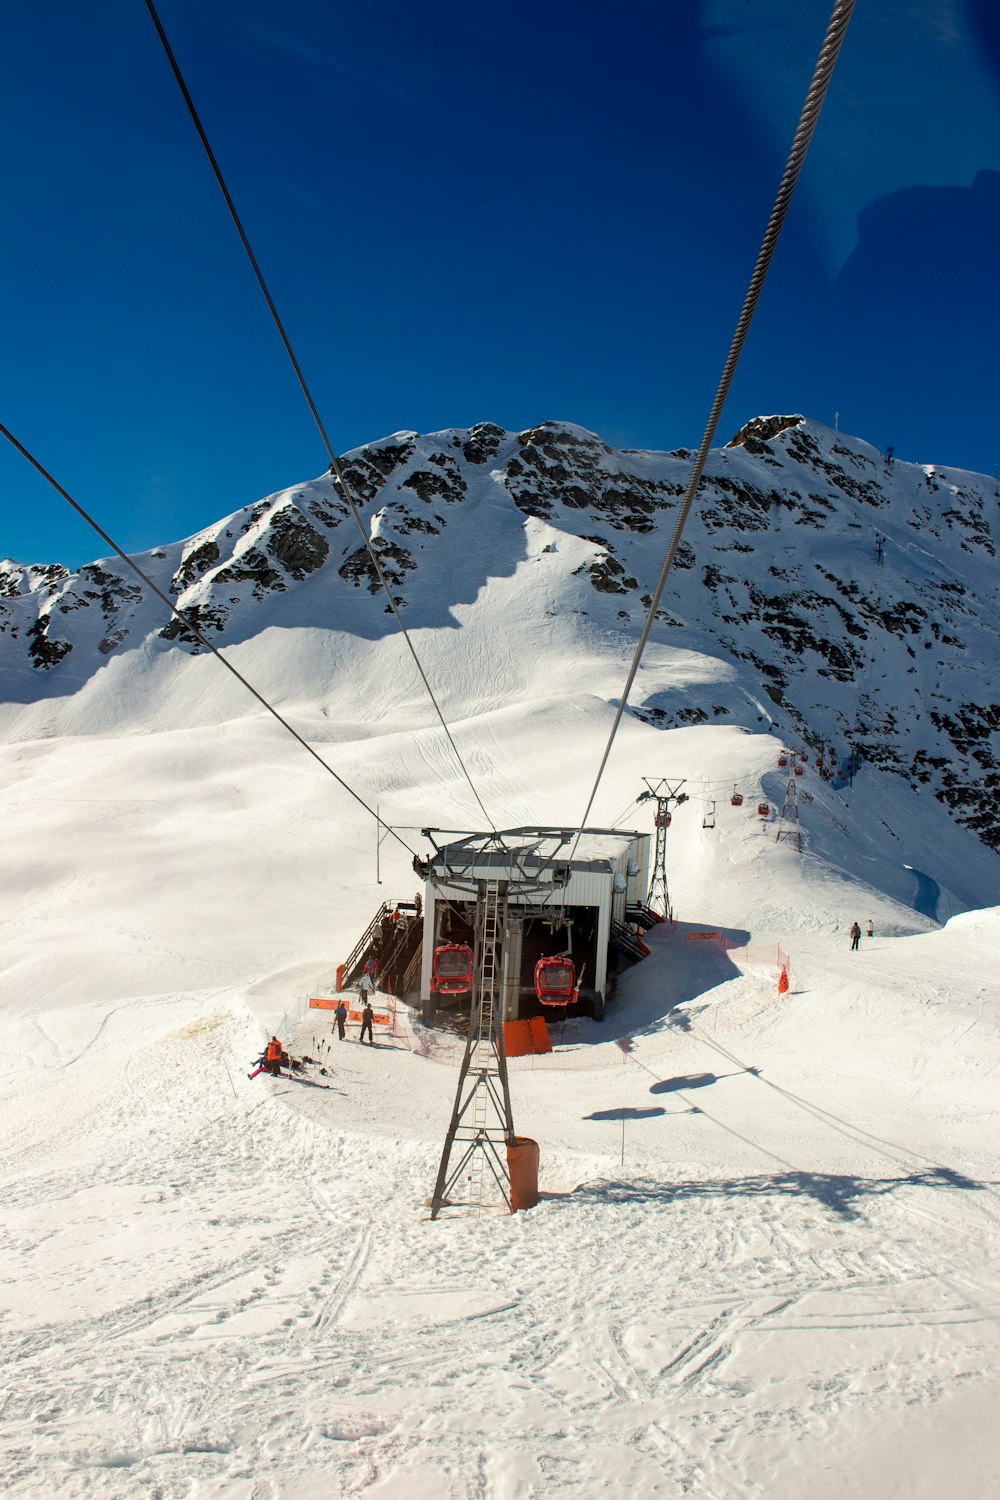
[2, 416, 998, 854]
[265, 509, 329, 579]
[726, 413, 803, 453]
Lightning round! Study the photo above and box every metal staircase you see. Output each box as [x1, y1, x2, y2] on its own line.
[429, 878, 515, 1218]
[625, 900, 663, 931]
[611, 920, 650, 962]
[341, 899, 423, 994]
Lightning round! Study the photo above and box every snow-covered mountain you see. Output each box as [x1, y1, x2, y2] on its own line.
[4, 418, 1000, 1498]
[3, 414, 998, 866]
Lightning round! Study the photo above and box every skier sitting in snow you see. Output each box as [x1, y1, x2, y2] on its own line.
[247, 1036, 284, 1079]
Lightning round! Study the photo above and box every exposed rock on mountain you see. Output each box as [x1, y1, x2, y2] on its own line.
[2, 416, 998, 853]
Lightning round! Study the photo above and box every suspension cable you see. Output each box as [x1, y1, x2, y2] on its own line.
[142, 0, 497, 833]
[0, 420, 417, 855]
[574, 0, 857, 840]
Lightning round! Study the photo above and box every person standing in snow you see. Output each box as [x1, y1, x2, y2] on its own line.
[335, 1000, 348, 1041]
[849, 921, 861, 951]
[866, 918, 874, 939]
[359, 1000, 375, 1045]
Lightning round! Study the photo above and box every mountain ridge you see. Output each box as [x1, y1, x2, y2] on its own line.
[2, 415, 998, 857]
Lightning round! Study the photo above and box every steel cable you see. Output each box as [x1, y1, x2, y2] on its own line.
[142, 0, 497, 834]
[574, 0, 857, 842]
[0, 420, 416, 855]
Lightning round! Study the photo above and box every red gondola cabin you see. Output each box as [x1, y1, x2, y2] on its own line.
[432, 943, 474, 994]
[534, 956, 576, 1006]
[757, 802, 770, 817]
[730, 792, 744, 807]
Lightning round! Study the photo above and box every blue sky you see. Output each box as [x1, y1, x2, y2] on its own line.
[2, 0, 999, 566]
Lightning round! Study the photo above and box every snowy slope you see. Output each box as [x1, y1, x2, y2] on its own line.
[2, 415, 998, 858]
[1, 415, 999, 1498]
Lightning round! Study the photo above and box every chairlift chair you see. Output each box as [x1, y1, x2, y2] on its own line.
[534, 956, 576, 1006]
[432, 943, 474, 994]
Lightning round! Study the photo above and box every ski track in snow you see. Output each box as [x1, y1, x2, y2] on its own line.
[3, 933, 999, 1500]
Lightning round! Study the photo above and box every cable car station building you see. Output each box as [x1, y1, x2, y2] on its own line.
[414, 826, 653, 1022]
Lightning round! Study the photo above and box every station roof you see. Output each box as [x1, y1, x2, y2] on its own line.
[421, 826, 647, 883]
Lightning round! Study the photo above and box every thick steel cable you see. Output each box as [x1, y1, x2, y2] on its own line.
[0, 421, 417, 856]
[574, 0, 857, 842]
[142, 0, 497, 834]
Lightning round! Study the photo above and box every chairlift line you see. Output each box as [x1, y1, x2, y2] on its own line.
[571, 0, 857, 847]
[141, 0, 498, 836]
[0, 420, 417, 856]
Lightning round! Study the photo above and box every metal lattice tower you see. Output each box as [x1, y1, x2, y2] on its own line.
[640, 778, 687, 917]
[774, 766, 802, 851]
[430, 878, 515, 1218]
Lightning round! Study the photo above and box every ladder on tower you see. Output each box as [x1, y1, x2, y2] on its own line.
[429, 878, 515, 1219]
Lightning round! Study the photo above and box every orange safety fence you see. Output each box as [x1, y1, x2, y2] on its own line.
[721, 942, 792, 987]
[309, 995, 402, 1036]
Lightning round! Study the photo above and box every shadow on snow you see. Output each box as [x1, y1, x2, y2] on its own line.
[544, 1165, 990, 1222]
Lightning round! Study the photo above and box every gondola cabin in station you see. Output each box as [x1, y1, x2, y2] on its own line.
[533, 956, 576, 1006]
[431, 942, 474, 994]
[414, 826, 651, 1022]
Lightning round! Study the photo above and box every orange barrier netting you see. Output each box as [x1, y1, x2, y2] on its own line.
[308, 994, 404, 1038]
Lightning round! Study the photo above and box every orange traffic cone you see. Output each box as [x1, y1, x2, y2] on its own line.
[778, 966, 789, 994]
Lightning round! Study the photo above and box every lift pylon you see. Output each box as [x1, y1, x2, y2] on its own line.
[774, 767, 803, 851]
[638, 778, 687, 918]
[430, 877, 515, 1218]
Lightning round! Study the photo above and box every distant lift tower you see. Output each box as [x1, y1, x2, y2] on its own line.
[638, 778, 687, 918]
[774, 765, 803, 851]
[430, 876, 515, 1218]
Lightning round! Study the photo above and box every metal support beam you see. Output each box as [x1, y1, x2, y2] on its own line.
[775, 764, 803, 851]
[639, 778, 687, 918]
[430, 878, 515, 1218]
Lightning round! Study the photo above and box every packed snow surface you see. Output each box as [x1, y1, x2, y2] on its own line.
[2, 419, 999, 1497]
